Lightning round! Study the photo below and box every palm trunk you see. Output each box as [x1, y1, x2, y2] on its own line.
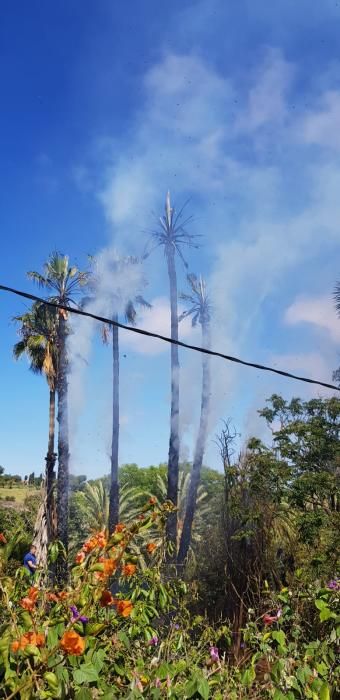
[177, 321, 211, 566]
[109, 316, 120, 532]
[33, 389, 57, 570]
[166, 249, 180, 556]
[46, 388, 57, 541]
[56, 312, 69, 583]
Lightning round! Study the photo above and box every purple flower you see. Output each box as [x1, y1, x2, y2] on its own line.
[155, 678, 161, 688]
[327, 579, 339, 591]
[148, 635, 158, 646]
[276, 608, 282, 619]
[210, 646, 219, 663]
[70, 605, 89, 624]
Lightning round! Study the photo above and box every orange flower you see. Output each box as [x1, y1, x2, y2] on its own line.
[60, 630, 85, 655]
[94, 557, 118, 582]
[0, 533, 7, 544]
[100, 590, 115, 607]
[96, 530, 107, 547]
[47, 592, 60, 603]
[115, 523, 126, 533]
[47, 590, 68, 603]
[28, 586, 39, 602]
[11, 632, 45, 652]
[146, 542, 157, 553]
[75, 551, 85, 564]
[122, 563, 136, 577]
[20, 596, 35, 611]
[115, 599, 133, 617]
[83, 536, 98, 553]
[149, 497, 156, 505]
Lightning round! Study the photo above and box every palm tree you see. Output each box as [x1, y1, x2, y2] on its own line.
[93, 255, 151, 533]
[13, 302, 58, 567]
[156, 470, 209, 554]
[28, 253, 89, 581]
[147, 193, 198, 556]
[333, 282, 340, 386]
[177, 274, 212, 566]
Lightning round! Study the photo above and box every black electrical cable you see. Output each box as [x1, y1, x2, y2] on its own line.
[1, 283, 339, 392]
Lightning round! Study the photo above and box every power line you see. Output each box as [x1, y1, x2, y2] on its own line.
[1, 283, 339, 393]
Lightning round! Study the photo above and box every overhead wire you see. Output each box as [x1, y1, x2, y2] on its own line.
[0, 283, 339, 393]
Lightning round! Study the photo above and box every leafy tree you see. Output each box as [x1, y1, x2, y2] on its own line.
[177, 274, 212, 565]
[259, 395, 340, 566]
[28, 252, 89, 581]
[146, 193, 198, 554]
[13, 302, 58, 566]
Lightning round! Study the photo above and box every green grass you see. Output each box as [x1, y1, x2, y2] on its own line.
[0, 486, 40, 504]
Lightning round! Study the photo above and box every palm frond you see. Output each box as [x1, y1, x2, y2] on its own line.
[27, 271, 48, 287]
[334, 281, 340, 318]
[13, 340, 26, 360]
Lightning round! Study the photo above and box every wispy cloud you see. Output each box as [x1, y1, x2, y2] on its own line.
[285, 295, 340, 343]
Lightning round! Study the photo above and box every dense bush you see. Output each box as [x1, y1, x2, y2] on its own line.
[0, 502, 339, 699]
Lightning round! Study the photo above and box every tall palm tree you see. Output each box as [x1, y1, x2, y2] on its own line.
[94, 255, 151, 533]
[13, 302, 58, 567]
[156, 470, 209, 554]
[28, 253, 89, 581]
[147, 193, 197, 556]
[333, 282, 340, 386]
[177, 274, 212, 566]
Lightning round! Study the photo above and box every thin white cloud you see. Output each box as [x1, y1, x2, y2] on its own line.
[285, 295, 340, 343]
[300, 90, 340, 150]
[237, 48, 294, 132]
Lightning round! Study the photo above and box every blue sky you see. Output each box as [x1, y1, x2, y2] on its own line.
[1, 0, 340, 479]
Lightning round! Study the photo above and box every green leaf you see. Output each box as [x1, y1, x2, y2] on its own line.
[197, 677, 210, 700]
[319, 683, 330, 700]
[20, 611, 33, 630]
[47, 626, 59, 649]
[241, 666, 256, 687]
[273, 691, 289, 700]
[319, 607, 334, 622]
[75, 690, 93, 700]
[117, 630, 131, 649]
[156, 662, 170, 680]
[73, 662, 99, 685]
[185, 677, 198, 698]
[315, 599, 328, 610]
[85, 623, 106, 637]
[272, 630, 286, 647]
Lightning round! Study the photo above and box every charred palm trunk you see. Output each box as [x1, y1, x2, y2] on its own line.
[166, 249, 180, 557]
[177, 321, 211, 566]
[56, 312, 69, 583]
[109, 316, 120, 532]
[33, 389, 57, 570]
[46, 389, 57, 537]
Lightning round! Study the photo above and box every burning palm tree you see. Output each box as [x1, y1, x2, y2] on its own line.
[28, 253, 89, 581]
[177, 274, 212, 566]
[13, 302, 58, 566]
[91, 255, 151, 532]
[146, 193, 198, 556]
